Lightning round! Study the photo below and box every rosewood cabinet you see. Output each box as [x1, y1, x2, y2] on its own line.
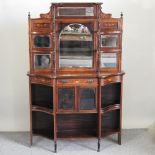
[27, 3, 125, 152]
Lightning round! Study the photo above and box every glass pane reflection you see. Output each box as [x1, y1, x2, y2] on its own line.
[58, 88, 74, 110]
[101, 35, 118, 48]
[101, 53, 117, 68]
[79, 88, 96, 110]
[34, 35, 50, 48]
[58, 7, 94, 16]
[34, 54, 51, 69]
[59, 23, 93, 68]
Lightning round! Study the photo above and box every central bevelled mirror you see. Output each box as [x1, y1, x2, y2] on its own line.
[59, 23, 93, 68]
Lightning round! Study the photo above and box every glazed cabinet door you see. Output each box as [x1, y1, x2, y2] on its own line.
[78, 87, 97, 112]
[57, 87, 75, 112]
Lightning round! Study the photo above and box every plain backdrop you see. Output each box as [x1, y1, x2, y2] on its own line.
[0, 0, 155, 131]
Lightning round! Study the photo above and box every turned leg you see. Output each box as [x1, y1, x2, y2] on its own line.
[30, 131, 33, 147]
[54, 142, 57, 153]
[118, 132, 121, 145]
[97, 139, 100, 152]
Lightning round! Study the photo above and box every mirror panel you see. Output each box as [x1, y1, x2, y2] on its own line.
[33, 35, 50, 48]
[100, 53, 117, 68]
[34, 54, 51, 69]
[59, 23, 93, 68]
[101, 35, 118, 48]
[58, 7, 94, 16]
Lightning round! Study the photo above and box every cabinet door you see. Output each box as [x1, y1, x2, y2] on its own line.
[79, 88, 96, 111]
[58, 88, 75, 111]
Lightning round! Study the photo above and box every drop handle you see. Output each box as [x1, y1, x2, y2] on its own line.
[61, 80, 67, 84]
[87, 80, 94, 84]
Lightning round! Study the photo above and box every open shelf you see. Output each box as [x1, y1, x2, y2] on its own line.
[32, 105, 53, 115]
[57, 114, 97, 138]
[57, 110, 97, 114]
[31, 84, 53, 109]
[101, 109, 120, 137]
[32, 111, 54, 139]
[101, 83, 121, 108]
[102, 104, 120, 113]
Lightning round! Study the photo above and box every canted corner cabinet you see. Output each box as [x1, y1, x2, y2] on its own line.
[27, 3, 125, 153]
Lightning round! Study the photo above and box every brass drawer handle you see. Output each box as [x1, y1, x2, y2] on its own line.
[61, 80, 67, 84]
[87, 79, 94, 83]
[107, 78, 112, 82]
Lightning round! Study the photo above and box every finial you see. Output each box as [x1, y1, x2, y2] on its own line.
[28, 12, 31, 18]
[120, 12, 123, 18]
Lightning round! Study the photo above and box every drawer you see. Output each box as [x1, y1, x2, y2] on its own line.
[57, 79, 97, 87]
[101, 76, 121, 85]
[31, 77, 52, 86]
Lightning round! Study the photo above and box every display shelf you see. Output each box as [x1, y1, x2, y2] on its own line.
[102, 104, 120, 113]
[32, 105, 53, 115]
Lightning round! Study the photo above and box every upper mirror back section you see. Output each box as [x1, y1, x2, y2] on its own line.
[59, 23, 93, 68]
[57, 7, 94, 16]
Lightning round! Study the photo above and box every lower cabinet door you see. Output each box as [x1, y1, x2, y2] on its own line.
[79, 88, 96, 111]
[58, 87, 75, 111]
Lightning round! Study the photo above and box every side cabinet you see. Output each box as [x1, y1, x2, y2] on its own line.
[29, 76, 54, 143]
[98, 74, 124, 151]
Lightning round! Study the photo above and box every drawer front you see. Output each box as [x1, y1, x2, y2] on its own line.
[31, 77, 52, 86]
[57, 79, 97, 87]
[101, 76, 121, 85]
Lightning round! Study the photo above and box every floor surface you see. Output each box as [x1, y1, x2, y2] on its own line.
[0, 129, 155, 155]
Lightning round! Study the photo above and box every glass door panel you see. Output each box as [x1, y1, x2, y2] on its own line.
[59, 23, 93, 68]
[100, 53, 117, 68]
[101, 35, 118, 48]
[58, 88, 75, 110]
[79, 88, 96, 110]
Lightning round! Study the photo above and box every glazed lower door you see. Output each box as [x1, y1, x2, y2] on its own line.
[57, 87, 75, 112]
[78, 87, 97, 112]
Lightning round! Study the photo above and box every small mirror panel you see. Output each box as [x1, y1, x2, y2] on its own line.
[58, 7, 94, 16]
[100, 53, 117, 68]
[34, 54, 51, 69]
[33, 35, 50, 48]
[101, 35, 118, 48]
